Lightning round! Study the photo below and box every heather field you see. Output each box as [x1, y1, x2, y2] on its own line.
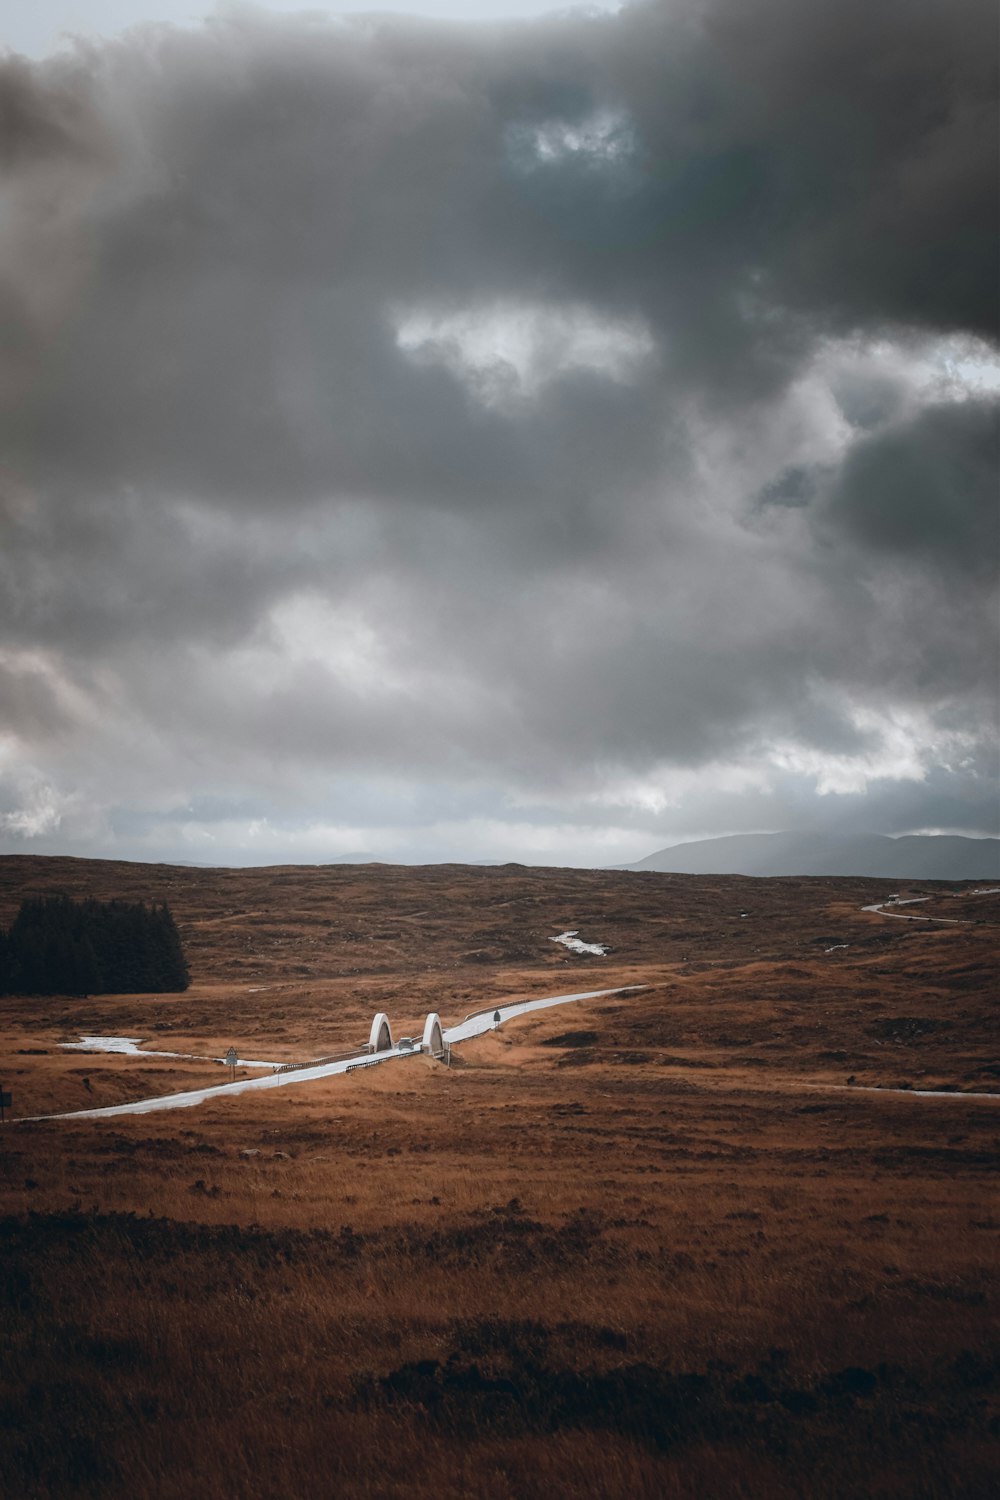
[1, 856, 998, 1499]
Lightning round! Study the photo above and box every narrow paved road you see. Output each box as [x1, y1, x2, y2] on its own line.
[62, 1036, 283, 1068]
[862, 897, 963, 925]
[29, 986, 641, 1122]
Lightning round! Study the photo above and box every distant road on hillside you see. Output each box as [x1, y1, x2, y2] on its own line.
[622, 831, 1000, 880]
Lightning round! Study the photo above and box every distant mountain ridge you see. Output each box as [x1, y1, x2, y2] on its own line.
[624, 832, 1000, 880]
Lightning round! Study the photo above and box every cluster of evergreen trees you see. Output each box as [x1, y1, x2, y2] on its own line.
[0, 895, 190, 996]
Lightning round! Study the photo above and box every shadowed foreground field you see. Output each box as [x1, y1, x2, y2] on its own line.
[1, 856, 998, 1498]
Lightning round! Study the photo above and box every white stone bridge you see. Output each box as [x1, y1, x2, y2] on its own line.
[38, 987, 637, 1119]
[366, 1011, 447, 1061]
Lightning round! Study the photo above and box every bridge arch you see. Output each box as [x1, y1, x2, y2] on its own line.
[421, 1012, 446, 1059]
[368, 1013, 393, 1053]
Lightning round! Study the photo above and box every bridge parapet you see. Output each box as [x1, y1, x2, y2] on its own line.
[368, 1013, 393, 1053]
[421, 1012, 447, 1060]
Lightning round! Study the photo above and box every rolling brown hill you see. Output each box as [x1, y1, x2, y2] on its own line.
[1, 855, 997, 1500]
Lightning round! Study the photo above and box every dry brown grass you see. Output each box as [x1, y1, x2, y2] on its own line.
[1, 857, 998, 1498]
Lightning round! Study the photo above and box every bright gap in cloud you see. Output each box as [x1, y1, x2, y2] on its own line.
[692, 329, 1000, 530]
[264, 593, 403, 696]
[538, 701, 982, 822]
[0, 776, 66, 838]
[394, 300, 655, 406]
[829, 332, 1000, 409]
[766, 703, 976, 796]
[523, 107, 635, 166]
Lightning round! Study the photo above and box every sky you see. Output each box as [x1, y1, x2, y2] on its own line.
[1, 0, 997, 868]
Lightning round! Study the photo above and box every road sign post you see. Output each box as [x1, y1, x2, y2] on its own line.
[225, 1047, 238, 1083]
[0, 1087, 11, 1123]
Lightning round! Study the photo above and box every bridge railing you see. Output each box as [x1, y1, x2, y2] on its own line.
[462, 1003, 509, 1023]
[272, 1047, 366, 1075]
[345, 1054, 396, 1075]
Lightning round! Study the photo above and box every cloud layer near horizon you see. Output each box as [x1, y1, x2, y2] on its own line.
[1, 0, 997, 865]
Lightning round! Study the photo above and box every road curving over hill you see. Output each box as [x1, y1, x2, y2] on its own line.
[861, 886, 1000, 925]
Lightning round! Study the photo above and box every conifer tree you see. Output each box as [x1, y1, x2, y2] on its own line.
[0, 894, 191, 996]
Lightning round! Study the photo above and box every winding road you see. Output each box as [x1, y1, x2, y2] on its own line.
[861, 897, 963, 925]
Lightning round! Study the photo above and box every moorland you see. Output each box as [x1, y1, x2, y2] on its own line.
[0, 854, 997, 1499]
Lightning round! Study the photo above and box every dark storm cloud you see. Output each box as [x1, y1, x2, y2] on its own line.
[0, 0, 997, 857]
[617, 0, 999, 343]
[4, 0, 995, 499]
[0, 51, 107, 167]
[824, 400, 999, 577]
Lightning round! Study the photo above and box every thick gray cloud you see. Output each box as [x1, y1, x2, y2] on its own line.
[0, 0, 997, 864]
[824, 400, 998, 576]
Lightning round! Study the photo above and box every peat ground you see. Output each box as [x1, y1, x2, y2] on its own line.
[0, 856, 998, 1498]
